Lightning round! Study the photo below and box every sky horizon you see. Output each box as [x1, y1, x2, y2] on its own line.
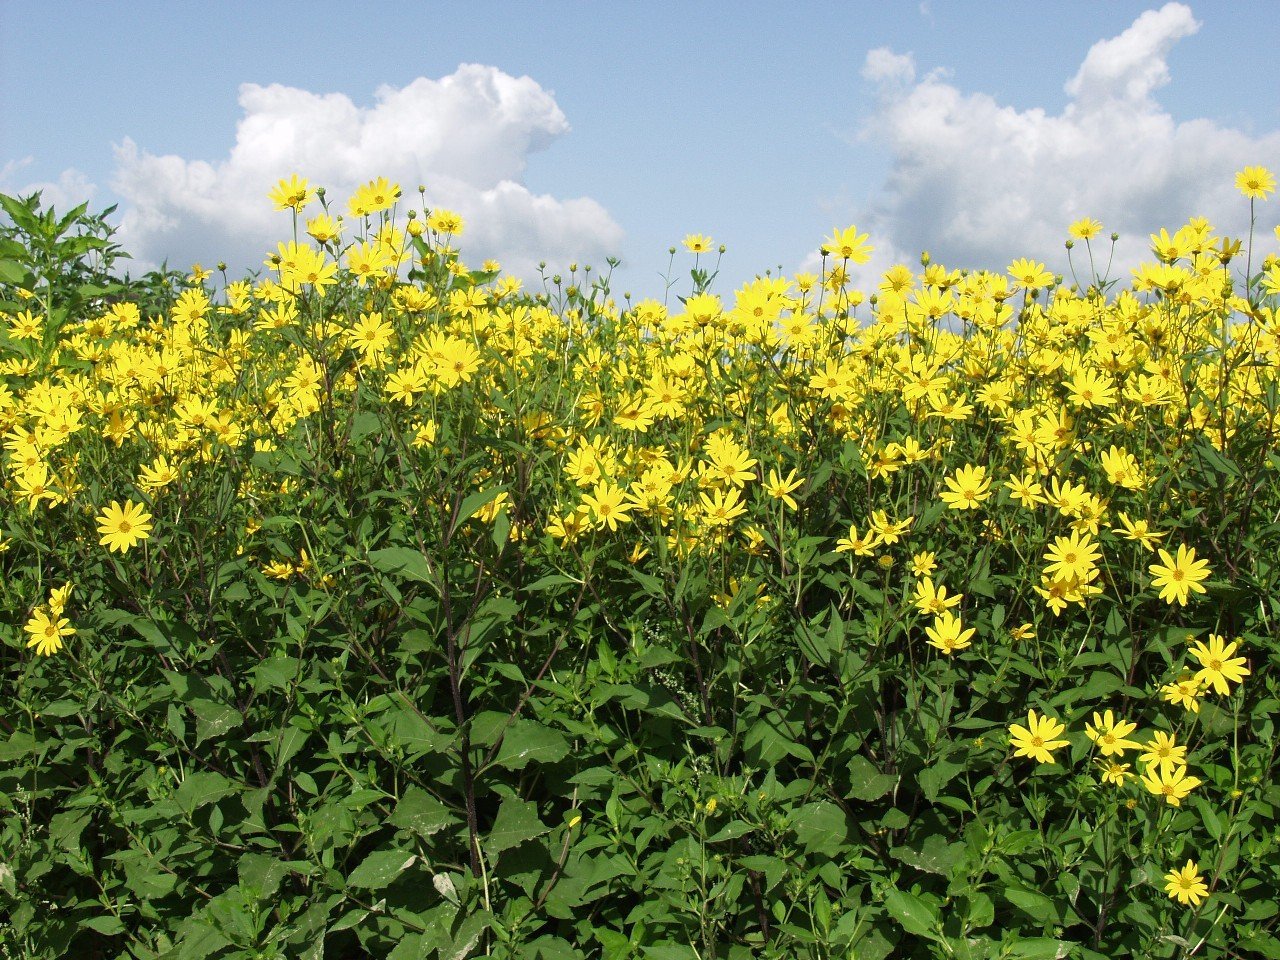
[4, 1, 1279, 299]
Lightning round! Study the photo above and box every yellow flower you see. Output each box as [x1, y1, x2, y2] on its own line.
[1042, 531, 1101, 583]
[682, 233, 715, 254]
[835, 523, 880, 556]
[924, 611, 975, 656]
[823, 226, 874, 264]
[1008, 709, 1070, 765]
[1235, 165, 1275, 200]
[24, 607, 75, 657]
[1164, 860, 1209, 906]
[1064, 368, 1116, 408]
[1112, 512, 1165, 551]
[348, 176, 401, 217]
[1007, 258, 1053, 290]
[1188, 634, 1250, 695]
[763, 467, 804, 510]
[1138, 731, 1187, 777]
[914, 576, 962, 616]
[1148, 544, 1211, 606]
[1139, 762, 1201, 806]
[1084, 710, 1141, 757]
[1068, 218, 1103, 240]
[1004, 473, 1045, 508]
[909, 551, 937, 576]
[1095, 759, 1132, 786]
[267, 174, 314, 212]
[582, 482, 633, 532]
[1161, 673, 1204, 713]
[939, 464, 992, 510]
[96, 500, 154, 554]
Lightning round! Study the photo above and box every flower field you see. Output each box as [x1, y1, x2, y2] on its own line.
[2, 170, 1280, 958]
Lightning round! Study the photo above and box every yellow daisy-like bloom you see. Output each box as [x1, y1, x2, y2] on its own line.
[1084, 710, 1141, 757]
[1068, 218, 1103, 240]
[1188, 634, 1250, 695]
[24, 607, 75, 657]
[267, 174, 314, 212]
[1164, 860, 1209, 906]
[1148, 544, 1211, 606]
[1043, 530, 1101, 583]
[1235, 165, 1275, 200]
[1007, 258, 1054, 290]
[96, 500, 154, 553]
[582, 482, 633, 532]
[939, 463, 992, 510]
[924, 611, 975, 656]
[763, 467, 804, 510]
[823, 226, 874, 264]
[682, 233, 715, 254]
[1095, 758, 1132, 786]
[1140, 762, 1201, 807]
[1008, 709, 1070, 765]
[914, 576, 963, 616]
[1138, 731, 1187, 777]
[1161, 673, 1204, 713]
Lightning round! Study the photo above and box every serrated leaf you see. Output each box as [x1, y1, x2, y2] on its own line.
[80, 914, 126, 935]
[1008, 938, 1071, 959]
[847, 756, 897, 800]
[389, 787, 458, 838]
[884, 889, 939, 938]
[918, 757, 965, 802]
[191, 698, 242, 746]
[494, 719, 569, 770]
[790, 800, 847, 853]
[368, 547, 434, 583]
[483, 797, 548, 857]
[175, 772, 236, 815]
[345, 849, 417, 889]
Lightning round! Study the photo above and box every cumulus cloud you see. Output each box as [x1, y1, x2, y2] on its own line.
[845, 2, 1280, 285]
[107, 64, 623, 279]
[0, 157, 98, 216]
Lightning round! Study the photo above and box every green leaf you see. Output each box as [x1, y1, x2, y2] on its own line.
[191, 699, 242, 746]
[1004, 886, 1058, 922]
[175, 772, 236, 815]
[847, 756, 897, 800]
[454, 487, 507, 530]
[368, 546, 434, 583]
[918, 757, 965, 802]
[0, 260, 27, 284]
[790, 801, 847, 853]
[894, 834, 963, 876]
[345, 849, 417, 889]
[273, 725, 308, 769]
[1007, 938, 1071, 959]
[80, 914, 126, 936]
[483, 797, 548, 857]
[389, 787, 458, 838]
[494, 719, 569, 770]
[883, 889, 939, 938]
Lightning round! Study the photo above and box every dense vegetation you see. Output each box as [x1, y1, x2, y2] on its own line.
[3, 170, 1280, 959]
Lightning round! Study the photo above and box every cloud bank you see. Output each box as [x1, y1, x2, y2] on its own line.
[845, 2, 1280, 284]
[5, 65, 623, 280]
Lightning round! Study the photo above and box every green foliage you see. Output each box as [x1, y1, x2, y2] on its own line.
[1, 186, 1279, 960]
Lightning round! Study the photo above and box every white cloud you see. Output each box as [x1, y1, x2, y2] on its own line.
[107, 64, 623, 279]
[861, 48, 916, 87]
[0, 157, 98, 216]
[846, 2, 1280, 286]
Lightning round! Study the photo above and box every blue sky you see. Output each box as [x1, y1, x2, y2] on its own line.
[3, 1, 1279, 297]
